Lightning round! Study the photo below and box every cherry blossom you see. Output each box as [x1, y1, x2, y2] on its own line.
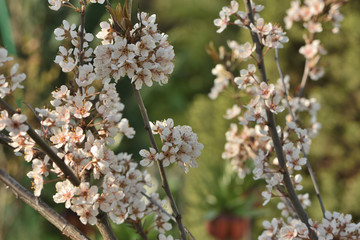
[144, 118, 203, 173]
[234, 64, 257, 89]
[94, 12, 175, 90]
[5, 113, 29, 134]
[0, 48, 13, 66]
[53, 180, 76, 208]
[48, 0, 62, 11]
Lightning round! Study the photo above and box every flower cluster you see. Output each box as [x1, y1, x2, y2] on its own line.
[48, 0, 105, 12]
[259, 211, 360, 239]
[0, 48, 26, 98]
[94, 12, 175, 90]
[140, 118, 204, 173]
[52, 153, 172, 230]
[54, 20, 94, 73]
[214, 1, 289, 48]
[285, 0, 345, 81]
[208, 64, 232, 100]
[259, 218, 309, 240]
[212, 0, 323, 209]
[0, 2, 184, 237]
[284, 0, 344, 33]
[211, 0, 360, 238]
[214, 1, 262, 33]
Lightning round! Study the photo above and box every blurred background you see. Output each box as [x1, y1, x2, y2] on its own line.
[0, 0, 360, 239]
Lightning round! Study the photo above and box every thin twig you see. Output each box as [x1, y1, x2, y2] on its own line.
[24, 102, 42, 123]
[243, 1, 317, 239]
[298, 59, 310, 98]
[275, 48, 326, 217]
[0, 168, 89, 240]
[141, 191, 174, 220]
[132, 85, 188, 240]
[78, 3, 86, 68]
[141, 192, 197, 240]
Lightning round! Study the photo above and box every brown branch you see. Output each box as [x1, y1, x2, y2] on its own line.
[78, 3, 86, 68]
[0, 168, 89, 240]
[275, 48, 326, 217]
[0, 98, 118, 240]
[243, 1, 317, 239]
[76, 3, 118, 239]
[95, 211, 118, 240]
[132, 85, 188, 240]
[0, 98, 80, 186]
[298, 33, 314, 98]
[133, 221, 148, 240]
[141, 192, 196, 240]
[298, 59, 310, 98]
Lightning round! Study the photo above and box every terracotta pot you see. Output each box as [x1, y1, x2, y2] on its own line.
[206, 215, 228, 239]
[206, 214, 250, 240]
[229, 217, 250, 240]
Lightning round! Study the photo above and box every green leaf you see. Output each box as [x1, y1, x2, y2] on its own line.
[0, 0, 17, 55]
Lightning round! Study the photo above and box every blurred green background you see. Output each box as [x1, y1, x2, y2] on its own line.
[0, 0, 360, 239]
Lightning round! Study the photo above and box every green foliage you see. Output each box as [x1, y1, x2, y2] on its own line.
[0, 0, 16, 55]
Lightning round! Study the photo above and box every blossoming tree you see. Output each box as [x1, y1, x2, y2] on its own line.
[0, 0, 203, 239]
[0, 0, 359, 239]
[210, 0, 359, 239]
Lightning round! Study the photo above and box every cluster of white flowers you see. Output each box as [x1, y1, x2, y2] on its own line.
[214, 0, 263, 33]
[284, 0, 343, 33]
[259, 211, 360, 239]
[22, 10, 175, 230]
[94, 12, 175, 90]
[212, 0, 323, 208]
[54, 20, 94, 73]
[48, 0, 105, 12]
[0, 1, 199, 239]
[208, 64, 232, 100]
[0, 48, 26, 98]
[228, 41, 256, 60]
[0, 3, 187, 237]
[140, 118, 204, 173]
[285, 0, 345, 81]
[52, 153, 172, 229]
[0, 112, 36, 167]
[211, 0, 360, 238]
[210, 0, 288, 99]
[214, 1, 288, 48]
[259, 218, 309, 240]
[250, 18, 289, 48]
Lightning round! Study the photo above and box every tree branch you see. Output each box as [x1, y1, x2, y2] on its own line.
[0, 98, 118, 240]
[275, 48, 326, 217]
[243, 1, 317, 238]
[0, 98, 80, 186]
[0, 168, 89, 240]
[298, 59, 310, 98]
[132, 85, 188, 240]
[141, 192, 196, 240]
[133, 221, 148, 240]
